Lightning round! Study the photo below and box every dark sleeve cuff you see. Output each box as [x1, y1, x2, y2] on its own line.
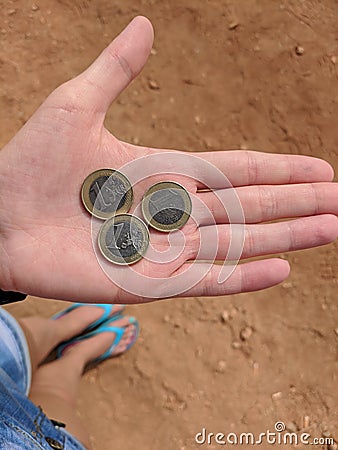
[0, 289, 27, 305]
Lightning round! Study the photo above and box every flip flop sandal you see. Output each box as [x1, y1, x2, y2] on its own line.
[52, 303, 125, 333]
[55, 316, 139, 363]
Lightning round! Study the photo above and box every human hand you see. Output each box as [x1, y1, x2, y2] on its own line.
[0, 17, 337, 303]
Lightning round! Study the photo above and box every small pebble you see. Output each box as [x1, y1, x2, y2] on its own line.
[240, 326, 253, 341]
[232, 341, 241, 349]
[331, 55, 337, 64]
[220, 311, 229, 323]
[216, 360, 227, 373]
[252, 361, 259, 374]
[334, 328, 338, 336]
[228, 21, 239, 30]
[32, 4, 39, 11]
[150, 48, 157, 55]
[295, 45, 305, 56]
[7, 9, 17, 15]
[148, 79, 160, 90]
[303, 415, 310, 428]
[163, 315, 170, 323]
[272, 391, 283, 401]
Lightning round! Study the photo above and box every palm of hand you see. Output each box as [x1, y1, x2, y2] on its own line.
[0, 91, 199, 301]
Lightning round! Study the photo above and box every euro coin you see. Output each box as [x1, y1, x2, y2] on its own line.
[81, 169, 133, 220]
[142, 181, 192, 232]
[98, 214, 149, 265]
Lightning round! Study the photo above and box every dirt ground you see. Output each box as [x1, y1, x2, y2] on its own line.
[1, 0, 338, 449]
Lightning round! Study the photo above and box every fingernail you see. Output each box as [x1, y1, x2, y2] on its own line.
[129, 317, 136, 324]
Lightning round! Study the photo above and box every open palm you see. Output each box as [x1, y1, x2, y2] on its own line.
[0, 17, 337, 304]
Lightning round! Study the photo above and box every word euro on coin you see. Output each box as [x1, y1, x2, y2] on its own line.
[81, 169, 133, 219]
[142, 181, 192, 232]
[98, 214, 149, 265]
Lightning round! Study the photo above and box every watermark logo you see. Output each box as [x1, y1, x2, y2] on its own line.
[194, 423, 335, 446]
[274, 422, 285, 433]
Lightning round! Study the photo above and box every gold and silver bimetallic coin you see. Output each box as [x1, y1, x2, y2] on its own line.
[142, 181, 192, 232]
[98, 214, 149, 265]
[81, 169, 133, 220]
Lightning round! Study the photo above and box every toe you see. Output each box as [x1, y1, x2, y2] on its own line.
[110, 318, 137, 356]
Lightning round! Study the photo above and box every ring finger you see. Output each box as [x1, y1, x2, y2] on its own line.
[194, 214, 338, 260]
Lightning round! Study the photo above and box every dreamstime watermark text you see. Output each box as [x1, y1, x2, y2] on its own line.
[194, 422, 334, 446]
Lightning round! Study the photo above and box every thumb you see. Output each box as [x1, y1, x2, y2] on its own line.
[54, 16, 154, 115]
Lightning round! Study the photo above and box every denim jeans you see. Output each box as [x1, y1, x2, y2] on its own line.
[0, 307, 86, 450]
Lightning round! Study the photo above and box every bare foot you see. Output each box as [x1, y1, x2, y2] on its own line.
[18, 304, 127, 371]
[60, 316, 137, 364]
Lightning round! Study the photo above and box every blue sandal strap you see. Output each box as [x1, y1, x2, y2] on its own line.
[86, 305, 116, 331]
[94, 326, 125, 362]
[52, 303, 83, 321]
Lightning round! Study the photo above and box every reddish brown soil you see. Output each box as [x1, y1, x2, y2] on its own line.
[1, 1, 337, 449]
